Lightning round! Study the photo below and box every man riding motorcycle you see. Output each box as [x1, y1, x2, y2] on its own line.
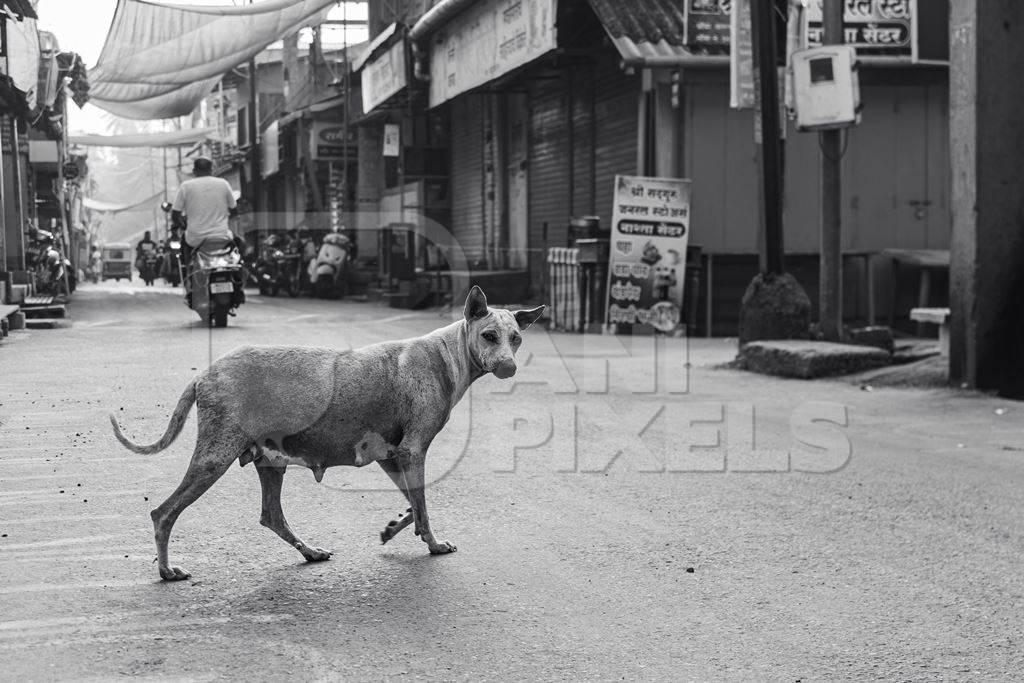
[171, 157, 243, 313]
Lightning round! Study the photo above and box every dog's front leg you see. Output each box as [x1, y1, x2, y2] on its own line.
[392, 447, 456, 555]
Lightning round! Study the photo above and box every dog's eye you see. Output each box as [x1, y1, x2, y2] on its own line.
[510, 334, 521, 345]
[482, 331, 499, 343]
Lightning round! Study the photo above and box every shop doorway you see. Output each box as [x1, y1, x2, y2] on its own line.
[504, 93, 529, 269]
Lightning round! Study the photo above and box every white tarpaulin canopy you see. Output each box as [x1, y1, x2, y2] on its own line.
[69, 127, 218, 148]
[88, 0, 337, 120]
[83, 191, 164, 214]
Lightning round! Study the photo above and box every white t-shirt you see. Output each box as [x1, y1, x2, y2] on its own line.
[172, 175, 237, 247]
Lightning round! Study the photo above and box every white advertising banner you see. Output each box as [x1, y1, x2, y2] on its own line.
[428, 0, 557, 108]
[605, 176, 692, 334]
[362, 41, 407, 114]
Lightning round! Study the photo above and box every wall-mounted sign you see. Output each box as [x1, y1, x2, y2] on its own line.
[605, 176, 692, 334]
[362, 41, 407, 115]
[382, 123, 400, 157]
[729, 0, 754, 108]
[261, 120, 279, 178]
[686, 0, 731, 55]
[429, 0, 557, 108]
[803, 0, 913, 58]
[310, 120, 356, 161]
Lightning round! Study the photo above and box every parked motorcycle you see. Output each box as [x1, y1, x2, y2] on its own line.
[308, 232, 352, 299]
[25, 228, 71, 296]
[254, 235, 301, 297]
[186, 238, 246, 327]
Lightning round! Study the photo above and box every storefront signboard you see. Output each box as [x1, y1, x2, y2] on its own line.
[429, 0, 557, 108]
[686, 0, 732, 55]
[310, 120, 356, 161]
[803, 0, 914, 58]
[605, 176, 692, 334]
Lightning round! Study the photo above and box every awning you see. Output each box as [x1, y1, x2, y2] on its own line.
[352, 22, 399, 72]
[69, 127, 219, 148]
[277, 94, 346, 127]
[587, 0, 722, 67]
[4, 12, 40, 108]
[88, 0, 338, 120]
[2, 1, 37, 19]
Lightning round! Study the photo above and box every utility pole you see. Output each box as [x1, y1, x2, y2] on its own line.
[248, 0, 261, 238]
[819, 0, 844, 341]
[750, 0, 785, 275]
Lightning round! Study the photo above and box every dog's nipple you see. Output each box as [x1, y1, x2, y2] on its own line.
[312, 466, 326, 483]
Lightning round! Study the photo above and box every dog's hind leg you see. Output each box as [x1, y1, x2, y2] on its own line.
[377, 459, 414, 545]
[255, 463, 332, 562]
[150, 426, 244, 581]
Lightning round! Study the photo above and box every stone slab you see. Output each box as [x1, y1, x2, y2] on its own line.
[910, 307, 950, 324]
[739, 340, 891, 379]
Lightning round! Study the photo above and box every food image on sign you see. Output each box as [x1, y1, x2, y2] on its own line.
[605, 176, 692, 333]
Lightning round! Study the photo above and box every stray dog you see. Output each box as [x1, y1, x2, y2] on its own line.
[111, 286, 544, 581]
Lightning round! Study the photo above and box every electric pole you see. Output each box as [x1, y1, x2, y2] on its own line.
[819, 0, 844, 341]
[248, 0, 261, 238]
[750, 0, 785, 275]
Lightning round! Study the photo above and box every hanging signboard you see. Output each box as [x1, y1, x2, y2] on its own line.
[428, 0, 557, 108]
[605, 176, 692, 335]
[686, 0, 731, 55]
[362, 40, 407, 115]
[803, 0, 914, 58]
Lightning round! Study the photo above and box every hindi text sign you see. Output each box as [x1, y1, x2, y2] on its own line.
[605, 176, 692, 334]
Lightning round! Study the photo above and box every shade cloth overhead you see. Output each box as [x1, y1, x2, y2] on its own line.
[88, 0, 338, 120]
[83, 190, 164, 214]
[69, 127, 218, 148]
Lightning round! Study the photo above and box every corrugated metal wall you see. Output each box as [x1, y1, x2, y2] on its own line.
[527, 75, 571, 278]
[449, 94, 486, 264]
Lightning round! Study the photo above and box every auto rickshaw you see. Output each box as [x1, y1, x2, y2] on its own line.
[101, 242, 133, 281]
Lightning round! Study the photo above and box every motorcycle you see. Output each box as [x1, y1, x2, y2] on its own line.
[186, 238, 246, 328]
[163, 239, 183, 286]
[25, 228, 71, 296]
[140, 250, 160, 286]
[254, 235, 301, 297]
[308, 232, 352, 299]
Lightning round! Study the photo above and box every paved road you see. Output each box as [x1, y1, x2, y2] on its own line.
[1, 280, 1022, 680]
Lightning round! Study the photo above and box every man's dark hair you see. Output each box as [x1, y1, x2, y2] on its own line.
[193, 157, 213, 176]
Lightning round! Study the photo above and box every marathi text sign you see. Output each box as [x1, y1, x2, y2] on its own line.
[428, 0, 556, 108]
[362, 41, 407, 114]
[605, 176, 692, 334]
[310, 120, 356, 161]
[729, 0, 754, 109]
[804, 0, 913, 57]
[686, 0, 732, 54]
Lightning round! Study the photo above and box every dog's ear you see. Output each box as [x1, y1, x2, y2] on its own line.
[464, 285, 489, 320]
[514, 305, 545, 331]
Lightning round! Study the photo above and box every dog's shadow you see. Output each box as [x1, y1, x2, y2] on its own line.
[224, 549, 473, 623]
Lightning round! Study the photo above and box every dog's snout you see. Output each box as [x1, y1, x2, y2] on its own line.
[493, 360, 517, 379]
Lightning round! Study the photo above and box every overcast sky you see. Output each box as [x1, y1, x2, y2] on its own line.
[37, 0, 367, 135]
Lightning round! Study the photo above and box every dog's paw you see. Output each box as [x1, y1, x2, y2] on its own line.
[159, 565, 192, 581]
[428, 541, 457, 555]
[301, 547, 332, 562]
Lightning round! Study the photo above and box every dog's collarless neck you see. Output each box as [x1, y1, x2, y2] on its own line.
[450, 322, 487, 378]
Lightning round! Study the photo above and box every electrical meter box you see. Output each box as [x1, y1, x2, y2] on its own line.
[792, 45, 861, 131]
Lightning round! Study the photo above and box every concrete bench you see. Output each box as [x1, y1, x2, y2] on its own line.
[910, 307, 950, 357]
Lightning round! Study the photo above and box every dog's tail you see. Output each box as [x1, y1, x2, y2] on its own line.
[109, 379, 198, 454]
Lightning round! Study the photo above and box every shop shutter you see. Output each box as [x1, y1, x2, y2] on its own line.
[450, 94, 485, 264]
[570, 62, 596, 220]
[593, 58, 639, 231]
[528, 76, 570, 278]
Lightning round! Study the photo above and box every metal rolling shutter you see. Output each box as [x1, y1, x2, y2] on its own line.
[528, 77, 570, 278]
[450, 94, 485, 264]
[593, 58, 639, 231]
